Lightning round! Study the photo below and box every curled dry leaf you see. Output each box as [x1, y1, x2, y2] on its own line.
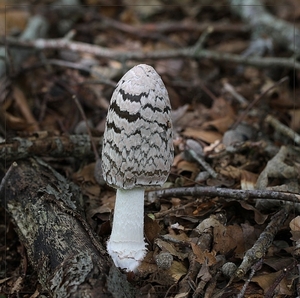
[239, 201, 268, 225]
[177, 160, 199, 176]
[190, 242, 217, 266]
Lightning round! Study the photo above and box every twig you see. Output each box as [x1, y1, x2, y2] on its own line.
[264, 261, 297, 298]
[192, 26, 214, 54]
[223, 82, 248, 106]
[188, 149, 218, 179]
[235, 207, 290, 279]
[4, 37, 300, 70]
[154, 201, 196, 219]
[95, 18, 249, 34]
[95, 14, 180, 47]
[236, 259, 263, 298]
[147, 186, 299, 205]
[229, 0, 300, 54]
[265, 114, 300, 146]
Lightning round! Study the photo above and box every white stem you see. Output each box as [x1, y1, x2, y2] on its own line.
[107, 188, 147, 272]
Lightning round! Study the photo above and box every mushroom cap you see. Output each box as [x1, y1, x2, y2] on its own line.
[102, 64, 174, 189]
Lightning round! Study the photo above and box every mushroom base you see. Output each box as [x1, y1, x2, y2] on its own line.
[107, 188, 147, 272]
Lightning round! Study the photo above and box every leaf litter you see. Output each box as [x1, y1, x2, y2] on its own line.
[1, 1, 300, 297]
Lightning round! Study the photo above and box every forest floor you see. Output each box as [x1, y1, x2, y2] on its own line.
[1, 1, 300, 297]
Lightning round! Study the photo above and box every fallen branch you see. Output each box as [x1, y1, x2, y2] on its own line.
[265, 115, 300, 146]
[4, 36, 300, 70]
[229, 0, 300, 54]
[0, 134, 102, 161]
[0, 158, 136, 297]
[95, 15, 250, 35]
[147, 186, 299, 205]
[235, 206, 290, 279]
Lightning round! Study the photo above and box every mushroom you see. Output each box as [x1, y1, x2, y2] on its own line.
[101, 64, 173, 272]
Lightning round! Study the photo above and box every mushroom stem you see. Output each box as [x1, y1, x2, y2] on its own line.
[107, 188, 147, 272]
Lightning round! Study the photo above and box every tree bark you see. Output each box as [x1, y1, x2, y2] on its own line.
[0, 134, 102, 161]
[0, 158, 136, 298]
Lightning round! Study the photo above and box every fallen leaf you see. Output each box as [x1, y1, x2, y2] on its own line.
[155, 239, 188, 260]
[203, 116, 234, 134]
[252, 271, 293, 296]
[183, 127, 222, 143]
[289, 109, 300, 132]
[169, 261, 187, 281]
[190, 242, 217, 266]
[239, 201, 268, 225]
[145, 215, 161, 245]
[177, 160, 199, 175]
[290, 216, 300, 231]
[213, 224, 245, 257]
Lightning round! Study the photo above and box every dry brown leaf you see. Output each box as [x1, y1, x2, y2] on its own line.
[212, 39, 248, 53]
[252, 272, 293, 296]
[240, 170, 258, 190]
[84, 184, 101, 198]
[2, 110, 29, 131]
[169, 261, 187, 282]
[177, 160, 199, 175]
[290, 216, 300, 231]
[264, 257, 295, 272]
[197, 262, 212, 282]
[0, 8, 29, 36]
[240, 222, 257, 250]
[218, 165, 258, 189]
[13, 86, 39, 132]
[183, 127, 222, 143]
[73, 163, 97, 184]
[190, 242, 217, 266]
[145, 215, 161, 245]
[289, 216, 300, 242]
[289, 109, 300, 132]
[155, 239, 188, 260]
[164, 232, 189, 242]
[213, 224, 245, 257]
[209, 97, 235, 120]
[202, 116, 234, 134]
[239, 202, 268, 225]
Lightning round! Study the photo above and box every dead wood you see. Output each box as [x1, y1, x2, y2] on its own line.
[147, 186, 300, 206]
[229, 0, 300, 54]
[0, 134, 102, 161]
[235, 207, 290, 279]
[5, 36, 300, 70]
[0, 158, 136, 298]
